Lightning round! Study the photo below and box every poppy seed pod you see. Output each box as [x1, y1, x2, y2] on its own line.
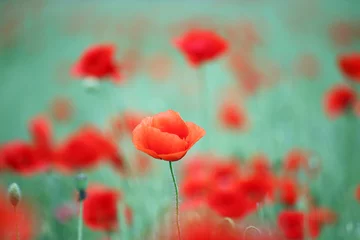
[8, 183, 21, 207]
[76, 173, 88, 201]
[75, 173, 88, 191]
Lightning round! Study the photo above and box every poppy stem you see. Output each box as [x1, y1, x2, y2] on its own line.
[77, 200, 84, 240]
[302, 178, 311, 240]
[75, 173, 87, 240]
[243, 226, 261, 240]
[169, 161, 181, 240]
[14, 207, 19, 240]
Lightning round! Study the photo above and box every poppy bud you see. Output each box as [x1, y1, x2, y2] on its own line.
[75, 173, 87, 201]
[75, 173, 88, 191]
[8, 183, 21, 207]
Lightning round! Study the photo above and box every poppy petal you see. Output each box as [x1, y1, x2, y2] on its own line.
[151, 110, 189, 139]
[132, 118, 160, 159]
[185, 122, 206, 148]
[157, 150, 189, 161]
[146, 127, 188, 156]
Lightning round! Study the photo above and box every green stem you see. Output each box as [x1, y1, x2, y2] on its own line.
[77, 200, 84, 240]
[15, 207, 19, 240]
[169, 162, 181, 240]
[302, 178, 310, 240]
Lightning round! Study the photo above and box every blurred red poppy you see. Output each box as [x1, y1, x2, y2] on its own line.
[55, 126, 124, 173]
[134, 152, 152, 175]
[0, 188, 38, 240]
[83, 184, 131, 232]
[240, 165, 275, 205]
[207, 171, 252, 219]
[353, 101, 360, 117]
[181, 172, 210, 201]
[324, 84, 356, 119]
[283, 149, 309, 172]
[71, 44, 122, 83]
[277, 177, 299, 206]
[123, 111, 146, 133]
[28, 116, 54, 169]
[329, 21, 355, 47]
[132, 110, 205, 161]
[174, 29, 228, 67]
[162, 204, 240, 240]
[0, 140, 46, 175]
[182, 154, 217, 176]
[50, 97, 73, 122]
[338, 53, 360, 82]
[278, 209, 328, 239]
[218, 101, 248, 130]
[355, 185, 360, 202]
[249, 154, 271, 174]
[278, 210, 305, 239]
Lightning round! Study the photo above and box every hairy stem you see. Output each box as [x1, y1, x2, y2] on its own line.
[77, 201, 84, 240]
[243, 226, 261, 240]
[14, 207, 19, 240]
[169, 162, 181, 240]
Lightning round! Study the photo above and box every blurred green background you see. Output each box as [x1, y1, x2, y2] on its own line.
[1, 0, 360, 239]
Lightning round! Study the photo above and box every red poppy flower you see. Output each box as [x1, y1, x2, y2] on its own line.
[249, 153, 271, 174]
[355, 185, 360, 202]
[207, 174, 252, 219]
[174, 29, 228, 67]
[0, 188, 38, 240]
[307, 208, 337, 239]
[181, 171, 210, 200]
[218, 101, 247, 130]
[278, 210, 304, 239]
[132, 110, 205, 161]
[163, 204, 240, 240]
[134, 152, 152, 175]
[228, 54, 262, 95]
[83, 184, 122, 232]
[210, 161, 241, 184]
[28, 116, 54, 168]
[309, 208, 337, 225]
[338, 53, 360, 82]
[55, 127, 124, 173]
[283, 149, 309, 172]
[324, 84, 356, 119]
[50, 97, 73, 122]
[182, 154, 217, 176]
[353, 101, 360, 117]
[278, 210, 324, 239]
[0, 140, 46, 175]
[240, 171, 275, 205]
[107, 115, 124, 141]
[277, 177, 298, 206]
[71, 44, 122, 83]
[55, 130, 102, 172]
[329, 21, 355, 47]
[123, 111, 146, 133]
[29, 116, 52, 149]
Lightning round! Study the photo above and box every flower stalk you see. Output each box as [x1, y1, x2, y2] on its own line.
[169, 162, 181, 240]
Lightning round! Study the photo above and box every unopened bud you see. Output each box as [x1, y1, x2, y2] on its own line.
[75, 173, 87, 191]
[75, 173, 88, 201]
[8, 183, 21, 207]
